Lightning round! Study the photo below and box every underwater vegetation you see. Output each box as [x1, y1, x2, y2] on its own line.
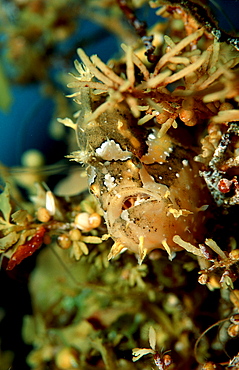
[1, 0, 239, 369]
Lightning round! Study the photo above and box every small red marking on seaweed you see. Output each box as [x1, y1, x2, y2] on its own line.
[7, 226, 46, 270]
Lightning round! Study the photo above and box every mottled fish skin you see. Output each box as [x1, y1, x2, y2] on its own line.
[75, 89, 211, 258]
